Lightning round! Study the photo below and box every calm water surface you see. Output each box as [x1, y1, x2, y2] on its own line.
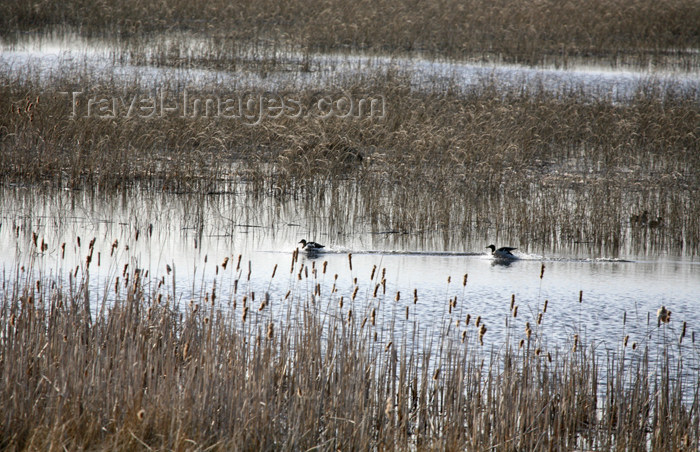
[1, 187, 698, 366]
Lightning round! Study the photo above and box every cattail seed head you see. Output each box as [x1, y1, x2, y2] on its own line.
[463, 273, 468, 286]
[657, 306, 671, 324]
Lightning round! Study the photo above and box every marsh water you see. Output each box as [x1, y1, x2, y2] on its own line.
[1, 34, 699, 376]
[2, 186, 698, 364]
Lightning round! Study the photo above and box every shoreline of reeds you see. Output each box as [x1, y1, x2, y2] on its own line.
[2, 0, 700, 69]
[1, 70, 698, 255]
[1, 255, 698, 450]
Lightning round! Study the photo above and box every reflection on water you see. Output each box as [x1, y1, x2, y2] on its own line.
[2, 32, 699, 100]
[2, 186, 698, 360]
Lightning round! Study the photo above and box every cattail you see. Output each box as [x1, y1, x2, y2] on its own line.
[657, 306, 671, 324]
[373, 284, 379, 298]
[537, 312, 543, 325]
[479, 324, 487, 345]
[61, 243, 66, 258]
[461, 330, 467, 343]
[579, 290, 583, 303]
[573, 334, 579, 352]
[348, 253, 353, 271]
[475, 316, 481, 327]
[347, 310, 353, 323]
[525, 322, 532, 339]
[405, 306, 409, 319]
[371, 308, 376, 325]
[547, 352, 552, 362]
[166, 264, 171, 275]
[385, 397, 393, 417]
[361, 317, 367, 328]
[433, 368, 440, 380]
[447, 275, 451, 284]
[413, 288, 418, 304]
[242, 306, 248, 322]
[395, 291, 400, 302]
[535, 348, 541, 356]
[352, 286, 359, 301]
[271, 264, 277, 279]
[463, 273, 468, 286]
[624, 335, 629, 346]
[510, 294, 515, 311]
[267, 322, 274, 339]
[519, 339, 524, 349]
[236, 254, 242, 271]
[466, 314, 471, 325]
[385, 341, 393, 351]
[632, 342, 637, 350]
[540, 263, 545, 279]
[512, 306, 518, 318]
[543, 299, 548, 312]
[323, 261, 327, 274]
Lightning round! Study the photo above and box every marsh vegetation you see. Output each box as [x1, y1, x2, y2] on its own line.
[1, 0, 700, 449]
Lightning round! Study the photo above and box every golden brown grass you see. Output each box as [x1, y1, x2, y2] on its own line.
[1, 72, 698, 255]
[1, 259, 698, 450]
[2, 0, 700, 67]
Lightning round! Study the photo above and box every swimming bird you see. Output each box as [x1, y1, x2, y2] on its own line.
[486, 244, 518, 259]
[298, 239, 325, 252]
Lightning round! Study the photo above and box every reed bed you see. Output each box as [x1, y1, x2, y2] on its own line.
[1, 71, 699, 255]
[1, 251, 698, 451]
[2, 0, 700, 68]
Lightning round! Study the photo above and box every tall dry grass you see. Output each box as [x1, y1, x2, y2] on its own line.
[2, 0, 700, 67]
[1, 255, 698, 450]
[1, 72, 698, 255]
